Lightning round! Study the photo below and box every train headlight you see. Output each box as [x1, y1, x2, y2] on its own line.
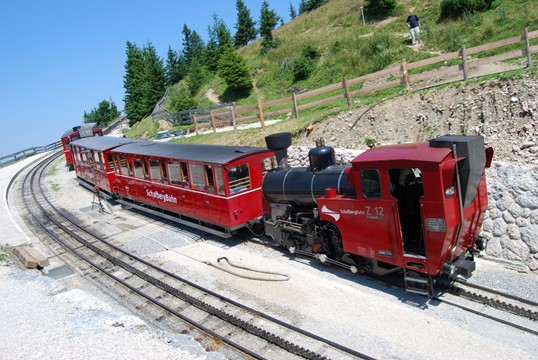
[445, 186, 456, 198]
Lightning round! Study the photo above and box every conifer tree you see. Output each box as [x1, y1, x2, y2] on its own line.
[218, 48, 252, 93]
[83, 99, 119, 126]
[141, 42, 166, 115]
[181, 24, 205, 67]
[165, 47, 185, 86]
[259, 0, 280, 53]
[233, 0, 257, 48]
[206, 14, 233, 73]
[289, 2, 297, 19]
[123, 41, 145, 126]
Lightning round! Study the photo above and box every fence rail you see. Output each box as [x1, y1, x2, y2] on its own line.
[0, 141, 62, 168]
[157, 27, 536, 134]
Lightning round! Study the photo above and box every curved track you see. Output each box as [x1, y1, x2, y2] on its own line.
[14, 153, 373, 360]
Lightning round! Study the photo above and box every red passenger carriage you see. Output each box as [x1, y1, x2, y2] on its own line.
[61, 123, 103, 170]
[70, 136, 139, 198]
[109, 141, 274, 237]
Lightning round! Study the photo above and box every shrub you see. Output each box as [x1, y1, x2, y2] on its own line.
[169, 87, 197, 113]
[218, 48, 253, 92]
[365, 0, 398, 17]
[293, 44, 320, 81]
[440, 0, 495, 20]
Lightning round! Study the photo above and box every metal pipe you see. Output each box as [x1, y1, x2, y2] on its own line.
[450, 144, 465, 262]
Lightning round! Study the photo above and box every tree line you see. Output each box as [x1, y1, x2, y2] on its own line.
[84, 0, 328, 127]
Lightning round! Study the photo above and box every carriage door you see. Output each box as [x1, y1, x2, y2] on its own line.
[389, 168, 426, 258]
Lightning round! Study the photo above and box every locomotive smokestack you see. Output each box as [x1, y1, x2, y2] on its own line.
[265, 132, 292, 168]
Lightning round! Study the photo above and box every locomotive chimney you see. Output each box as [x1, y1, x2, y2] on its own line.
[265, 132, 292, 168]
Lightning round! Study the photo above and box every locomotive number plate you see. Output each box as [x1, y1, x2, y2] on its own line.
[425, 218, 447, 232]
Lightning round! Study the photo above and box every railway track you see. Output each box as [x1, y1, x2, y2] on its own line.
[15, 153, 373, 359]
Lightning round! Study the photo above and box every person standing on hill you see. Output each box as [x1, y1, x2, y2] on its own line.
[406, 8, 421, 46]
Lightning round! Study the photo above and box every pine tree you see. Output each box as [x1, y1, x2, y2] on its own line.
[289, 2, 297, 19]
[233, 0, 257, 48]
[181, 24, 205, 67]
[165, 47, 185, 86]
[123, 41, 166, 126]
[123, 41, 145, 126]
[259, 0, 280, 53]
[141, 42, 166, 115]
[218, 48, 253, 93]
[206, 14, 233, 73]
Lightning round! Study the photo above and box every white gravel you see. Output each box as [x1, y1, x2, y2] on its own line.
[3, 152, 538, 360]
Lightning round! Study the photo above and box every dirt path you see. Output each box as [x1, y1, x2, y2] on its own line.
[205, 88, 220, 104]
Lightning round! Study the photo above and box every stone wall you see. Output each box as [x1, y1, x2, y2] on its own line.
[286, 146, 538, 271]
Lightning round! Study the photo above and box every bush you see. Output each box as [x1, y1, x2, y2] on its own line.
[440, 0, 495, 20]
[218, 49, 253, 92]
[365, 0, 398, 17]
[169, 87, 197, 113]
[293, 44, 320, 81]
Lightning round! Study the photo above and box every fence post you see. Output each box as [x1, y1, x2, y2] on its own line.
[342, 77, 352, 106]
[210, 111, 217, 133]
[292, 93, 299, 119]
[257, 99, 265, 128]
[230, 102, 237, 131]
[460, 45, 468, 81]
[193, 114, 199, 135]
[524, 27, 533, 68]
[401, 59, 410, 92]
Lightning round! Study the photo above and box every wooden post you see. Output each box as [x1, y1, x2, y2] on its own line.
[401, 59, 410, 92]
[460, 45, 468, 81]
[292, 93, 299, 119]
[193, 114, 199, 135]
[524, 27, 533, 68]
[210, 111, 217, 133]
[343, 77, 352, 106]
[230, 102, 237, 131]
[257, 99, 265, 128]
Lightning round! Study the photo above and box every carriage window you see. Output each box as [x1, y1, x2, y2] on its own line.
[361, 169, 381, 199]
[205, 165, 215, 193]
[94, 151, 102, 169]
[168, 162, 182, 185]
[161, 161, 168, 184]
[228, 164, 251, 194]
[106, 153, 113, 171]
[133, 158, 145, 178]
[149, 159, 162, 182]
[215, 166, 225, 195]
[190, 164, 205, 190]
[180, 162, 189, 186]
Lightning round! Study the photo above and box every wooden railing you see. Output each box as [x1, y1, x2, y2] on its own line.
[0, 141, 62, 168]
[160, 27, 537, 134]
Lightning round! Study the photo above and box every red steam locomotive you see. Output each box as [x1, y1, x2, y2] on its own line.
[69, 132, 492, 296]
[61, 123, 103, 170]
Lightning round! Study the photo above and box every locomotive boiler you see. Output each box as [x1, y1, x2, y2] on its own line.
[262, 132, 492, 296]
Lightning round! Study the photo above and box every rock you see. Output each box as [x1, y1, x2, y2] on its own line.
[528, 259, 538, 271]
[486, 237, 502, 257]
[492, 218, 507, 237]
[520, 225, 538, 253]
[516, 195, 538, 210]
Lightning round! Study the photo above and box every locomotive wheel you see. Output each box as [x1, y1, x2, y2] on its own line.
[325, 224, 345, 261]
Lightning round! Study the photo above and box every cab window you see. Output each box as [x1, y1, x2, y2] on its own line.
[228, 164, 251, 194]
[361, 169, 381, 199]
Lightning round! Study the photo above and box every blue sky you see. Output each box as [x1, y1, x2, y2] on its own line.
[0, 1, 299, 156]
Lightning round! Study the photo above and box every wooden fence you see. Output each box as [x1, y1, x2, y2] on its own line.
[160, 27, 537, 134]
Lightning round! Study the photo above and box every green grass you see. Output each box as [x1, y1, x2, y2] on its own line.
[133, 0, 538, 146]
[0, 245, 11, 265]
[47, 165, 57, 176]
[50, 182, 60, 192]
